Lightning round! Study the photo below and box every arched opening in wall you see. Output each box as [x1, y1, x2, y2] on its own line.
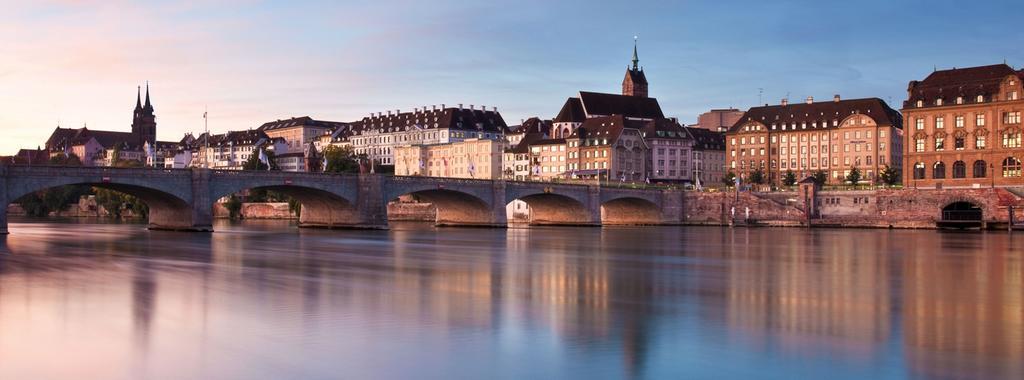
[506, 193, 593, 226]
[601, 197, 662, 225]
[390, 189, 496, 226]
[938, 201, 984, 230]
[216, 186, 359, 228]
[10, 183, 192, 230]
[941, 202, 982, 221]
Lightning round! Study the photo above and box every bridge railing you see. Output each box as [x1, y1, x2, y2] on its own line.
[4, 164, 192, 177]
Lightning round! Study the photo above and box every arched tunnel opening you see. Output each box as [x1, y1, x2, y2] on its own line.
[9, 183, 193, 230]
[390, 189, 499, 227]
[506, 193, 596, 226]
[217, 186, 361, 229]
[601, 197, 663, 226]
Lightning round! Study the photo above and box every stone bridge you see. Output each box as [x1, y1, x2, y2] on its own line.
[0, 165, 685, 233]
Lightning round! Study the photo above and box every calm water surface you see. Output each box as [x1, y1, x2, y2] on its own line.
[0, 218, 1021, 379]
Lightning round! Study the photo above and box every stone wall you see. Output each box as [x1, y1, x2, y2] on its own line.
[213, 202, 297, 219]
[682, 187, 1024, 229]
[681, 191, 807, 226]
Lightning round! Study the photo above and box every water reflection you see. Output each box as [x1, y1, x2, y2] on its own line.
[0, 219, 1020, 379]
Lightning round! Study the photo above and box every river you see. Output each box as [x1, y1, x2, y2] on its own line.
[0, 218, 1020, 379]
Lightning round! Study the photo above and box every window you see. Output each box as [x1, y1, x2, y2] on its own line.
[977, 95, 985, 103]
[956, 96, 964, 104]
[955, 116, 964, 128]
[1003, 111, 1021, 124]
[933, 162, 946, 179]
[915, 138, 925, 152]
[936, 98, 944, 106]
[1004, 157, 1022, 177]
[977, 135, 987, 149]
[1003, 131, 1022, 148]
[916, 100, 924, 108]
[935, 117, 944, 129]
[913, 162, 926, 179]
[977, 113, 986, 127]
[955, 136, 965, 150]
[935, 136, 945, 151]
[953, 161, 966, 179]
[973, 160, 987, 178]
[915, 118, 924, 130]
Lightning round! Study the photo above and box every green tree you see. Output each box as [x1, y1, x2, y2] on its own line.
[16, 185, 91, 217]
[94, 188, 148, 219]
[846, 166, 862, 185]
[747, 168, 765, 185]
[113, 158, 145, 168]
[782, 170, 797, 187]
[242, 149, 279, 171]
[223, 194, 243, 220]
[288, 198, 302, 218]
[722, 171, 737, 188]
[811, 170, 829, 187]
[323, 145, 360, 173]
[49, 153, 82, 167]
[879, 165, 899, 186]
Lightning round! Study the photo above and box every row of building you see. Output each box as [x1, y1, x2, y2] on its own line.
[10, 46, 1024, 189]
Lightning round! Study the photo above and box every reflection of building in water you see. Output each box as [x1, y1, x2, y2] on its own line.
[902, 234, 1023, 379]
[502, 228, 612, 339]
[726, 230, 891, 357]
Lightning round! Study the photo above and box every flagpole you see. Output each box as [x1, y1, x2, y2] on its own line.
[203, 106, 209, 169]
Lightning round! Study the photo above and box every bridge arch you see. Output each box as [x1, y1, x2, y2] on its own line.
[600, 196, 663, 225]
[208, 172, 363, 228]
[507, 193, 595, 226]
[5, 169, 197, 231]
[383, 178, 503, 226]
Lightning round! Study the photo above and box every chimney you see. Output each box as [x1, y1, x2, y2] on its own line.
[396, 109, 400, 115]
[387, 110, 392, 116]
[806, 96, 814, 104]
[492, 106, 498, 112]
[781, 98, 788, 106]
[458, 103, 463, 109]
[442, 103, 446, 109]
[414, 107, 419, 113]
[833, 94, 841, 103]
[470, 104, 475, 110]
[432, 105, 437, 111]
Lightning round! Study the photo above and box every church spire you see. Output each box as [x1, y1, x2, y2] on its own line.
[135, 86, 142, 110]
[631, 36, 639, 71]
[143, 81, 152, 110]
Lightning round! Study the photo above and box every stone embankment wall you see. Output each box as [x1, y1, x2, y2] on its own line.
[681, 191, 807, 226]
[213, 202, 296, 219]
[680, 187, 1024, 229]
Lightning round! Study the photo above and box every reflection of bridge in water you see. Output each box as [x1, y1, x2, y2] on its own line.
[0, 165, 685, 233]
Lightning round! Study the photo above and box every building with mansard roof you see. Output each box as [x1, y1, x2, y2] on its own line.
[902, 63, 1024, 188]
[347, 104, 508, 167]
[728, 95, 903, 185]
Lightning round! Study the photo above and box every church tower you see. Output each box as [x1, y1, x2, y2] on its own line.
[622, 39, 648, 98]
[132, 82, 157, 145]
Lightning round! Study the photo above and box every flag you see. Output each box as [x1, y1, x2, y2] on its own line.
[695, 175, 703, 191]
[321, 155, 328, 172]
[203, 111, 207, 119]
[645, 175, 650, 184]
[258, 148, 270, 170]
[469, 161, 476, 177]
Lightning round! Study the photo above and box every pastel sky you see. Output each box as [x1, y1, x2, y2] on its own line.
[2, 0, 1023, 154]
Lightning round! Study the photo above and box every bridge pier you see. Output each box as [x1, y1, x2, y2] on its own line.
[586, 185, 603, 225]
[150, 169, 213, 232]
[0, 167, 8, 234]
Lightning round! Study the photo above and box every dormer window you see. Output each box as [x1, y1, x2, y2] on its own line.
[916, 100, 924, 107]
[956, 96, 963, 104]
[977, 95, 985, 103]
[936, 98, 944, 106]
